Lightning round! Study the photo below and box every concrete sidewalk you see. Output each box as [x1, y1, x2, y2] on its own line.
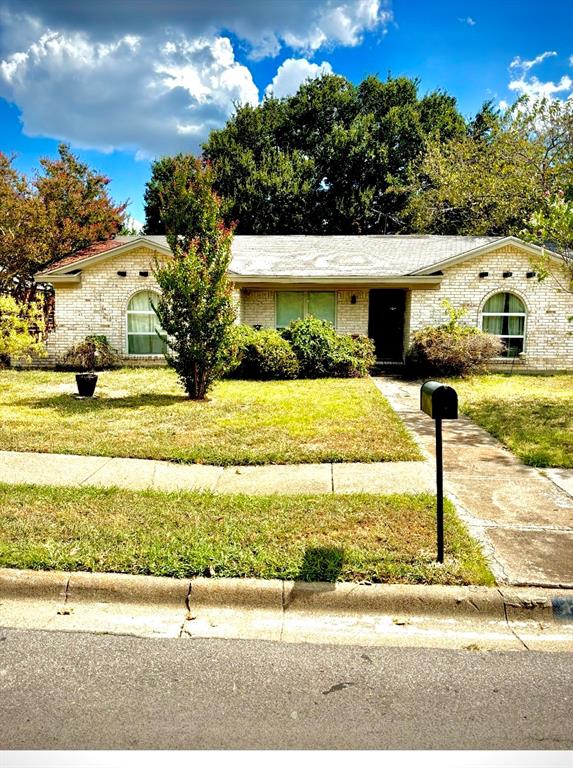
[374, 377, 573, 589]
[0, 449, 433, 495]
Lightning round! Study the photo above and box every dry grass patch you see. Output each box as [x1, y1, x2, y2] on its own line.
[0, 369, 421, 465]
[0, 484, 493, 585]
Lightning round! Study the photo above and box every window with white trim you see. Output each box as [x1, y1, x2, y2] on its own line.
[481, 292, 526, 358]
[276, 291, 336, 328]
[127, 290, 166, 355]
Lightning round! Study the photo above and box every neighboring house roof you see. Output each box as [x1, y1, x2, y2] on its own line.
[37, 234, 552, 282]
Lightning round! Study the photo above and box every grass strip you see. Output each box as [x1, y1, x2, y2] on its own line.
[0, 484, 494, 585]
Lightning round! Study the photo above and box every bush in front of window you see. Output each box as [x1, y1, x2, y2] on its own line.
[229, 325, 300, 380]
[406, 325, 503, 378]
[58, 336, 122, 372]
[282, 316, 375, 378]
[332, 333, 377, 378]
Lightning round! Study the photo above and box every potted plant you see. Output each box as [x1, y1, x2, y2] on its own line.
[75, 338, 99, 397]
[59, 336, 120, 397]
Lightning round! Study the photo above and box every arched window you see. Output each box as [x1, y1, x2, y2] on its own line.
[481, 292, 526, 358]
[127, 291, 166, 355]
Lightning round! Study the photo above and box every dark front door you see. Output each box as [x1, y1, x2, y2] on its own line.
[368, 289, 406, 361]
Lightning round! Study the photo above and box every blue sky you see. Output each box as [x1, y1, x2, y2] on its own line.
[1, 0, 572, 226]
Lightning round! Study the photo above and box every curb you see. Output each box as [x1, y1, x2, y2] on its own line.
[1, 568, 572, 623]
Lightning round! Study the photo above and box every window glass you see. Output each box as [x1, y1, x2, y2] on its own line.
[128, 334, 166, 355]
[308, 292, 336, 324]
[482, 292, 526, 358]
[483, 293, 525, 314]
[276, 292, 305, 328]
[127, 290, 166, 355]
[276, 291, 335, 328]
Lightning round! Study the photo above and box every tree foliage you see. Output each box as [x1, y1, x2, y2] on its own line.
[144, 74, 465, 235]
[142, 82, 573, 243]
[404, 98, 573, 235]
[153, 157, 237, 400]
[0, 145, 125, 300]
[0, 295, 46, 363]
[521, 191, 573, 292]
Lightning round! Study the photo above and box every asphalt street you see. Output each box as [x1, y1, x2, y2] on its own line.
[0, 627, 571, 750]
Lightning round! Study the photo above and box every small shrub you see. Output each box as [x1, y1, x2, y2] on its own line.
[59, 336, 121, 372]
[333, 333, 376, 378]
[231, 325, 299, 380]
[282, 316, 375, 378]
[406, 302, 503, 377]
[0, 295, 47, 366]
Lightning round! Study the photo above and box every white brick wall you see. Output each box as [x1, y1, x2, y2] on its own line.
[37, 243, 573, 371]
[240, 290, 275, 328]
[42, 247, 166, 365]
[409, 245, 573, 371]
[335, 290, 369, 335]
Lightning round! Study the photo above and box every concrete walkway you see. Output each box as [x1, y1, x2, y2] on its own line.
[0, 449, 433, 495]
[374, 377, 573, 589]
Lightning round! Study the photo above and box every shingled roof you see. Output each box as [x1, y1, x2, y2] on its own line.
[42, 234, 504, 278]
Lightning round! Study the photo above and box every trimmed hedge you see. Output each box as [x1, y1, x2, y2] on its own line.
[229, 319, 375, 380]
[231, 326, 299, 380]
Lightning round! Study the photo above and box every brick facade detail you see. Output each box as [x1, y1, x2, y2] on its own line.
[409, 247, 573, 371]
[38, 244, 573, 371]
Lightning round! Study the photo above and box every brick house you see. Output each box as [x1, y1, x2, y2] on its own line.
[34, 234, 573, 371]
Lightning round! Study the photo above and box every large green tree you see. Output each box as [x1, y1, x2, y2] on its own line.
[144, 74, 466, 235]
[205, 74, 465, 234]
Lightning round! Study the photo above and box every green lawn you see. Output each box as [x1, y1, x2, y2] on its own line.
[0, 484, 493, 585]
[451, 374, 573, 468]
[0, 369, 420, 465]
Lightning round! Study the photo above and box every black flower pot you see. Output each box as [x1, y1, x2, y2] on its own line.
[76, 373, 98, 397]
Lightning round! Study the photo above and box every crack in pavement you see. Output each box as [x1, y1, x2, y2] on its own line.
[322, 682, 356, 695]
[498, 588, 530, 651]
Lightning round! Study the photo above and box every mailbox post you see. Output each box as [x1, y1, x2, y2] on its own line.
[420, 381, 458, 563]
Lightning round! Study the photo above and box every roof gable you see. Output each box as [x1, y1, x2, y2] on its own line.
[410, 236, 562, 274]
[38, 236, 172, 276]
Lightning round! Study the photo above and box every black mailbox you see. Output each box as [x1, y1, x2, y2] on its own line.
[420, 381, 458, 420]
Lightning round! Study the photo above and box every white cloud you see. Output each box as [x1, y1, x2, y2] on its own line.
[0, 1, 393, 158]
[508, 74, 573, 100]
[504, 51, 573, 105]
[125, 216, 143, 233]
[265, 58, 333, 99]
[0, 26, 259, 157]
[508, 75, 573, 99]
[509, 50, 557, 73]
[0, 1, 393, 60]
[458, 17, 476, 26]
[280, 0, 390, 54]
